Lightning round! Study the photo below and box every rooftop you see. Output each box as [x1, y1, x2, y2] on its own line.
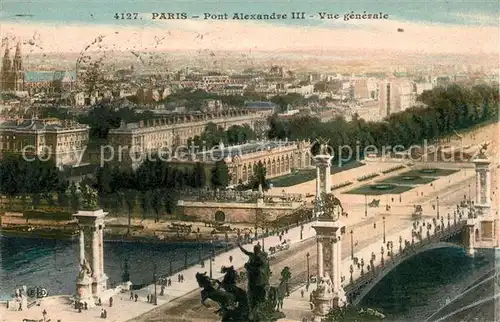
[244, 101, 277, 109]
[23, 71, 76, 83]
[0, 118, 88, 132]
[196, 140, 297, 160]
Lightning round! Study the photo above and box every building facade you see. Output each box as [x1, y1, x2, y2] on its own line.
[0, 118, 89, 168]
[1, 41, 76, 94]
[378, 79, 418, 118]
[107, 109, 272, 167]
[172, 140, 312, 186]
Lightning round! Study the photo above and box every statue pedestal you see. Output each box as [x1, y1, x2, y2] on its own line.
[76, 274, 94, 307]
[312, 276, 334, 322]
[74, 208, 108, 298]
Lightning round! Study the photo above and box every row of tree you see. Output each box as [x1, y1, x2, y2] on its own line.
[268, 84, 498, 163]
[0, 155, 68, 207]
[92, 159, 231, 223]
[188, 122, 257, 149]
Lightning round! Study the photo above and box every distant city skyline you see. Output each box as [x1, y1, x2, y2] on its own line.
[0, 0, 498, 55]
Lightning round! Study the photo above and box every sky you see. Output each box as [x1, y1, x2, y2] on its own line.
[0, 0, 498, 55]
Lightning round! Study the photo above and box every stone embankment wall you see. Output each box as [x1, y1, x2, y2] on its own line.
[177, 201, 302, 223]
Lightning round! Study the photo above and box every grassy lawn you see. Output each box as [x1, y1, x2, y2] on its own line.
[270, 161, 366, 188]
[331, 160, 365, 174]
[377, 175, 437, 185]
[399, 168, 460, 177]
[344, 184, 414, 196]
[270, 169, 316, 187]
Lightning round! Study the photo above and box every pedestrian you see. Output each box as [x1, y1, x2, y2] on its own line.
[130, 291, 134, 300]
[18, 302, 22, 311]
[109, 296, 113, 307]
[168, 278, 172, 286]
[42, 309, 47, 321]
[301, 289, 304, 298]
[104, 309, 107, 318]
[306, 283, 309, 292]
[201, 260, 205, 268]
[78, 303, 82, 313]
[147, 294, 150, 302]
[160, 285, 165, 296]
[134, 294, 138, 302]
[373, 222, 376, 229]
[101, 309, 105, 318]
[98, 297, 102, 306]
[84, 302, 88, 310]
[178, 274, 181, 283]
[229, 255, 233, 263]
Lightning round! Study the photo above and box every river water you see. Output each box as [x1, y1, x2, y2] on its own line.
[0, 235, 223, 300]
[0, 235, 496, 321]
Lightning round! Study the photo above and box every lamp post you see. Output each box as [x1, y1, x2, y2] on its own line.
[436, 196, 440, 219]
[383, 216, 386, 244]
[198, 237, 202, 263]
[364, 194, 368, 217]
[184, 250, 188, 269]
[350, 230, 354, 260]
[153, 263, 158, 305]
[306, 252, 310, 284]
[209, 238, 214, 278]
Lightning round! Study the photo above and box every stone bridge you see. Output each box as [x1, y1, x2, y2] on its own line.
[318, 210, 469, 305]
[343, 218, 468, 306]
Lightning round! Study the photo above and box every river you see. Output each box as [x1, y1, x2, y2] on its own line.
[0, 235, 223, 300]
[0, 236, 496, 321]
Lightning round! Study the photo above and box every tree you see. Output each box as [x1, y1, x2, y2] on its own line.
[150, 189, 164, 223]
[248, 161, 270, 191]
[69, 182, 80, 213]
[139, 191, 151, 221]
[122, 189, 137, 235]
[193, 162, 207, 188]
[211, 160, 230, 189]
[280, 266, 292, 296]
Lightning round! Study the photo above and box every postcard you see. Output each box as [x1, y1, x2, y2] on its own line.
[0, 0, 498, 321]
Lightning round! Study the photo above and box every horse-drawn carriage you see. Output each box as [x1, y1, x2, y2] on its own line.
[368, 199, 380, 207]
[412, 205, 423, 219]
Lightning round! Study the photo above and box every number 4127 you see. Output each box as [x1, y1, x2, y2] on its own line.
[114, 13, 139, 19]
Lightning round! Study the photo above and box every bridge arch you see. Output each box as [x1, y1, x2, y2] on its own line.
[348, 242, 464, 306]
[214, 210, 226, 222]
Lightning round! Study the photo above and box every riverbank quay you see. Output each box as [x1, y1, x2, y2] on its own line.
[0, 211, 298, 244]
[0, 216, 319, 322]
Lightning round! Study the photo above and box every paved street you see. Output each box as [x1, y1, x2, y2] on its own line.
[1, 158, 491, 322]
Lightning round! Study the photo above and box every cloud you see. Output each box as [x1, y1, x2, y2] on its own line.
[0, 18, 498, 55]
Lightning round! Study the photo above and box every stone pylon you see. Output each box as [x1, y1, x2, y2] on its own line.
[74, 209, 108, 300]
[311, 147, 346, 321]
[473, 155, 491, 211]
[313, 150, 333, 217]
[465, 153, 498, 254]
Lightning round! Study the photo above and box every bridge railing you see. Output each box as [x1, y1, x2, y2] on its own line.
[344, 219, 467, 297]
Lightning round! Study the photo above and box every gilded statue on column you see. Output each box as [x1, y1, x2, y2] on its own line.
[79, 184, 100, 211]
[320, 192, 343, 221]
